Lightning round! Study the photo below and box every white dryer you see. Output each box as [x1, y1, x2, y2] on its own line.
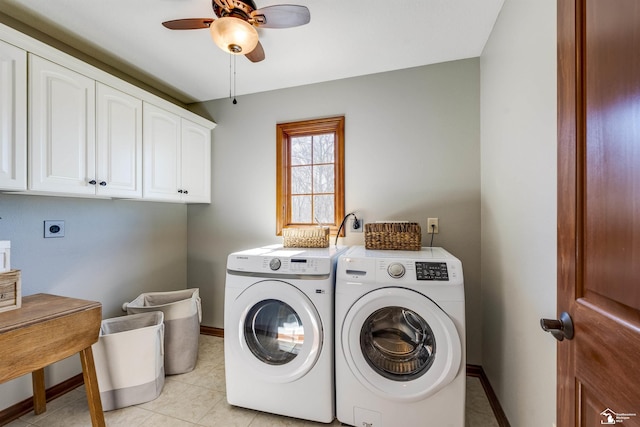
[335, 246, 466, 427]
[224, 244, 347, 423]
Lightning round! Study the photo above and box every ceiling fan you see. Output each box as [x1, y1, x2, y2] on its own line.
[162, 0, 311, 63]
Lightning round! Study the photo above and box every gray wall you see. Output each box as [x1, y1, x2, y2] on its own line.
[0, 194, 187, 408]
[188, 58, 483, 364]
[480, 0, 557, 426]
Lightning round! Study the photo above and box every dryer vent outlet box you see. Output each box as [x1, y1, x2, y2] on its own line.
[44, 220, 65, 238]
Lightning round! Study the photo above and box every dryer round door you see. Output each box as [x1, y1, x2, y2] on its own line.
[341, 287, 462, 402]
[229, 280, 322, 383]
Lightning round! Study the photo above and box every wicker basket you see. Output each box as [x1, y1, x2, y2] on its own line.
[282, 227, 330, 248]
[365, 222, 422, 250]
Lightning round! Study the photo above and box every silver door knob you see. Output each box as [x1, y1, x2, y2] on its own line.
[540, 311, 574, 341]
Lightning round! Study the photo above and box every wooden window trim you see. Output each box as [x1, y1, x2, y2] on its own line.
[276, 116, 345, 236]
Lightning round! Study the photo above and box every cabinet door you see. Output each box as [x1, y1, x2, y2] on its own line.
[0, 40, 27, 191]
[29, 55, 96, 194]
[96, 83, 142, 198]
[180, 118, 211, 203]
[143, 103, 181, 201]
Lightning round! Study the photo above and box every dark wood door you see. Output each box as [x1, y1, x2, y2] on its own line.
[557, 0, 640, 425]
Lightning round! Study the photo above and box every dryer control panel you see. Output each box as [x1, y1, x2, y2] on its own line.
[227, 245, 348, 276]
[264, 257, 323, 273]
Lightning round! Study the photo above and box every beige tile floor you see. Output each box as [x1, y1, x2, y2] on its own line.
[6, 335, 498, 427]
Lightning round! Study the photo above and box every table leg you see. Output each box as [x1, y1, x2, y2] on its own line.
[79, 346, 105, 427]
[31, 368, 46, 415]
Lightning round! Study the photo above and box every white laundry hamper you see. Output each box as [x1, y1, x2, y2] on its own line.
[123, 288, 202, 375]
[92, 311, 165, 411]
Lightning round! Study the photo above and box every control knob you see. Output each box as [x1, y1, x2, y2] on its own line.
[387, 262, 405, 278]
[269, 258, 281, 271]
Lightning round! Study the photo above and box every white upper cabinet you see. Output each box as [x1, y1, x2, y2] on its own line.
[143, 103, 211, 203]
[29, 57, 144, 198]
[143, 103, 181, 201]
[96, 83, 143, 198]
[1, 23, 215, 202]
[29, 54, 96, 195]
[181, 118, 211, 203]
[0, 40, 27, 191]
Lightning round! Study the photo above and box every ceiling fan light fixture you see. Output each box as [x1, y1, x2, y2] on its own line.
[210, 16, 259, 55]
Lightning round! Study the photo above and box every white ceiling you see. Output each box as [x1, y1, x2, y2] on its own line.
[0, 0, 504, 104]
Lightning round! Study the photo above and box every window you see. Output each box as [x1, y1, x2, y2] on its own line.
[276, 116, 345, 236]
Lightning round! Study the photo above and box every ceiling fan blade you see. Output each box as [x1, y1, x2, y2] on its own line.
[162, 19, 214, 30]
[251, 5, 310, 29]
[245, 41, 265, 63]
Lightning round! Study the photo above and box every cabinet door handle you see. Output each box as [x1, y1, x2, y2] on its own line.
[183, 190, 189, 195]
[99, 181, 107, 186]
[178, 189, 183, 193]
[88, 180, 97, 185]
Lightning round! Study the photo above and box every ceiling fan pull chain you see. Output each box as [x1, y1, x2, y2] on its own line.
[228, 53, 238, 105]
[233, 54, 238, 104]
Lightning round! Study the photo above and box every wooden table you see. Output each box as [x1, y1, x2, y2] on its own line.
[0, 293, 105, 426]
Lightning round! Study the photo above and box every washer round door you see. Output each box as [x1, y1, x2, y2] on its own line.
[229, 280, 322, 383]
[341, 287, 462, 402]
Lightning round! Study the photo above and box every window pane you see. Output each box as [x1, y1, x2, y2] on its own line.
[276, 116, 344, 235]
[291, 136, 312, 165]
[313, 165, 335, 193]
[313, 134, 334, 164]
[314, 195, 335, 224]
[292, 195, 312, 223]
[291, 166, 312, 194]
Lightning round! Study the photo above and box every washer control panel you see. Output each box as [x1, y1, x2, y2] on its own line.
[415, 262, 449, 281]
[337, 246, 463, 286]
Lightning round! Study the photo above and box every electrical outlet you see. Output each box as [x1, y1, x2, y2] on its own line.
[44, 220, 65, 238]
[351, 218, 364, 233]
[427, 218, 439, 234]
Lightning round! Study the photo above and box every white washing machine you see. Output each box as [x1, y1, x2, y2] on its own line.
[335, 246, 466, 427]
[224, 244, 347, 423]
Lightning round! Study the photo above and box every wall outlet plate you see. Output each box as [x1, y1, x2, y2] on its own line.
[351, 218, 364, 233]
[44, 220, 65, 238]
[427, 218, 439, 234]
